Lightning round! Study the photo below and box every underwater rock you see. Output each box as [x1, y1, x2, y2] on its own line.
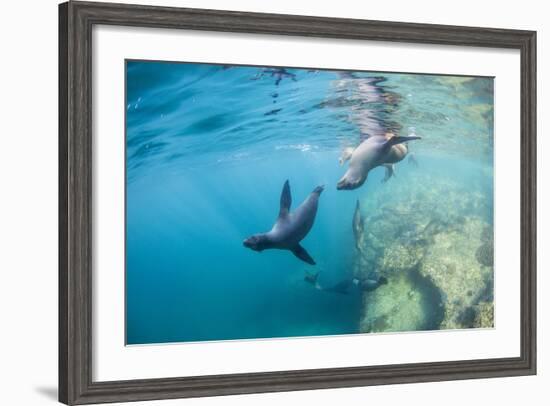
[359, 268, 443, 333]
[355, 172, 494, 333]
[474, 301, 494, 328]
[476, 240, 494, 267]
[417, 217, 493, 329]
[476, 225, 494, 267]
[379, 242, 423, 273]
[481, 224, 493, 242]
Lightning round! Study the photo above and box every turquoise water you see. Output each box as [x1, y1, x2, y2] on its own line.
[126, 61, 494, 345]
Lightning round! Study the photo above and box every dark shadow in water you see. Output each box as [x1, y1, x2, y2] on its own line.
[407, 266, 445, 330]
[34, 386, 58, 401]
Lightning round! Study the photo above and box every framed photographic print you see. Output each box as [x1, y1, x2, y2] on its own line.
[59, 1, 536, 404]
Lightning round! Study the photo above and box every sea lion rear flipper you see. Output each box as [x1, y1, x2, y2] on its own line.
[291, 244, 316, 265]
[279, 180, 292, 217]
[385, 135, 421, 148]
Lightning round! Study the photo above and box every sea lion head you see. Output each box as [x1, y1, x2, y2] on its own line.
[243, 234, 269, 251]
[336, 169, 366, 190]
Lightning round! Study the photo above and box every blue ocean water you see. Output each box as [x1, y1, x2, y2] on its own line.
[126, 61, 494, 344]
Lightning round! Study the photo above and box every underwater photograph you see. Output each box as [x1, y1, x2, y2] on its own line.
[125, 60, 494, 345]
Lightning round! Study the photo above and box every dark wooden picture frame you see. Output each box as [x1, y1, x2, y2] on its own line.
[59, 1, 536, 404]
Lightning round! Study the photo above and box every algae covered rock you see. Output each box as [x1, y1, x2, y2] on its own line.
[355, 171, 494, 333]
[419, 217, 493, 329]
[359, 269, 443, 333]
[476, 240, 494, 267]
[474, 301, 494, 328]
[379, 242, 423, 273]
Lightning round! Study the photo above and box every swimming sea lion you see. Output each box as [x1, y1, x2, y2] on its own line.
[243, 180, 324, 265]
[337, 133, 421, 190]
[353, 276, 388, 292]
[316, 275, 387, 295]
[322, 279, 353, 295]
[380, 142, 408, 183]
[304, 271, 321, 289]
[342, 149, 395, 183]
[352, 200, 364, 252]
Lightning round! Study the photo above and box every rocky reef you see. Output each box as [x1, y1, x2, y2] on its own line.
[356, 170, 494, 333]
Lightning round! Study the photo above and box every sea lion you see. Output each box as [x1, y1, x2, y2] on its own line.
[352, 200, 365, 252]
[315, 276, 387, 295]
[353, 276, 388, 292]
[243, 180, 324, 265]
[382, 136, 420, 180]
[342, 149, 395, 183]
[322, 279, 354, 295]
[381, 164, 396, 183]
[380, 142, 408, 183]
[304, 271, 321, 289]
[303, 272, 352, 294]
[337, 133, 421, 190]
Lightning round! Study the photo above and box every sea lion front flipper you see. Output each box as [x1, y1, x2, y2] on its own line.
[382, 164, 395, 183]
[291, 244, 315, 265]
[279, 180, 292, 218]
[339, 146, 354, 166]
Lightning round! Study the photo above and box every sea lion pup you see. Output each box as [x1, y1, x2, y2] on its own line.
[243, 180, 324, 265]
[337, 133, 421, 190]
